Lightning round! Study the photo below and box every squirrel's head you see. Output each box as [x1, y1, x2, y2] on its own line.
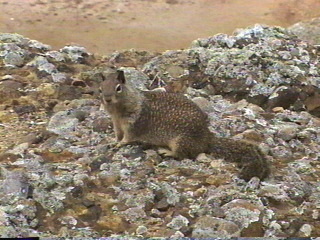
[99, 70, 126, 105]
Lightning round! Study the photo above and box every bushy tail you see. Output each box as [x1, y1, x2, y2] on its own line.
[209, 134, 270, 181]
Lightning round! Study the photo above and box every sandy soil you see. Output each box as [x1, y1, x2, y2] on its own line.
[1, 0, 320, 54]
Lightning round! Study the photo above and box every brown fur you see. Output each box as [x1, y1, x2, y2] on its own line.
[100, 70, 270, 181]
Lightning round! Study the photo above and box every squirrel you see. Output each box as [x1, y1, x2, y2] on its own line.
[99, 69, 270, 181]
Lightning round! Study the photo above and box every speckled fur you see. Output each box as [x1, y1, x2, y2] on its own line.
[100, 70, 270, 181]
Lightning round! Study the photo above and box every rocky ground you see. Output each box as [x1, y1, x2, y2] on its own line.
[0, 22, 320, 238]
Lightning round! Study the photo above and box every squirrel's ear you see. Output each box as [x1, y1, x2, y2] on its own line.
[117, 70, 126, 84]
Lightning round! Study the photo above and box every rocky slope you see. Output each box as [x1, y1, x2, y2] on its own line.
[0, 24, 320, 238]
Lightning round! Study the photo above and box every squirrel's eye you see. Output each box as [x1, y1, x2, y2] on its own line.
[115, 84, 122, 93]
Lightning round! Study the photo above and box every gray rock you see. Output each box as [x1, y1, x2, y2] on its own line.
[47, 110, 79, 136]
[288, 17, 320, 44]
[0, 169, 30, 197]
[192, 216, 241, 238]
[221, 199, 263, 229]
[122, 207, 147, 222]
[167, 215, 189, 231]
[119, 67, 149, 91]
[45, 50, 66, 62]
[136, 225, 148, 235]
[276, 123, 299, 141]
[3, 51, 25, 67]
[26, 56, 57, 74]
[60, 45, 89, 63]
[0, 33, 27, 44]
[28, 40, 51, 51]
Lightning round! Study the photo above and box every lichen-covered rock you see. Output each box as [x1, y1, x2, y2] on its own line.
[192, 216, 241, 238]
[166, 215, 189, 231]
[47, 110, 79, 136]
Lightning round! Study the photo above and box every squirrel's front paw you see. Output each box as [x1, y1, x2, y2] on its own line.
[115, 140, 130, 148]
[158, 148, 175, 158]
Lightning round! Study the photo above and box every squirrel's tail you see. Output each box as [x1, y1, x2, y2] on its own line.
[209, 134, 270, 181]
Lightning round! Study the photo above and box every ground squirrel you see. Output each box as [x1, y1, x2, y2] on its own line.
[99, 70, 270, 181]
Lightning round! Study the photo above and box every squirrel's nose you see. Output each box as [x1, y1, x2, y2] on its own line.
[102, 96, 112, 103]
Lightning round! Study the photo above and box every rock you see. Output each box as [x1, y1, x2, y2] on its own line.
[221, 199, 264, 236]
[288, 17, 320, 44]
[0, 80, 23, 103]
[0, 170, 30, 197]
[60, 46, 90, 63]
[192, 216, 241, 238]
[56, 85, 82, 100]
[192, 97, 213, 113]
[259, 183, 290, 201]
[47, 110, 79, 136]
[13, 104, 36, 115]
[136, 225, 148, 235]
[122, 207, 147, 222]
[167, 215, 189, 231]
[28, 40, 51, 51]
[119, 67, 149, 91]
[3, 52, 25, 67]
[96, 215, 127, 232]
[153, 182, 180, 206]
[26, 56, 57, 74]
[276, 124, 299, 141]
[297, 223, 313, 237]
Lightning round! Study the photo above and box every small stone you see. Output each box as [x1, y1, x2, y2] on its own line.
[196, 153, 211, 162]
[277, 124, 298, 141]
[155, 198, 170, 211]
[170, 231, 185, 238]
[59, 216, 78, 226]
[150, 208, 161, 217]
[136, 225, 148, 235]
[206, 174, 230, 186]
[194, 186, 207, 197]
[297, 223, 312, 237]
[61, 45, 89, 63]
[272, 106, 284, 112]
[167, 215, 189, 231]
[245, 177, 261, 191]
[122, 207, 147, 222]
